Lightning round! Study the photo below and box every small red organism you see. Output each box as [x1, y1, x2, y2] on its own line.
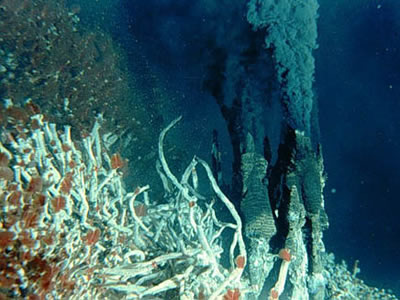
[0, 231, 15, 248]
[27, 176, 43, 193]
[52, 196, 66, 213]
[223, 288, 240, 300]
[41, 231, 55, 246]
[27, 294, 40, 300]
[40, 265, 60, 293]
[0, 152, 9, 166]
[80, 130, 90, 139]
[16, 161, 25, 167]
[270, 288, 279, 299]
[151, 261, 158, 269]
[110, 153, 124, 169]
[61, 144, 71, 152]
[22, 210, 38, 228]
[278, 248, 291, 262]
[60, 172, 73, 194]
[84, 228, 101, 246]
[4, 214, 18, 229]
[33, 194, 46, 207]
[235, 255, 245, 269]
[21, 251, 32, 263]
[68, 160, 76, 169]
[8, 191, 22, 206]
[25, 100, 41, 115]
[19, 230, 35, 248]
[60, 273, 75, 295]
[198, 290, 206, 300]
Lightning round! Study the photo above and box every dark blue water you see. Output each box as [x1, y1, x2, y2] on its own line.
[317, 0, 400, 295]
